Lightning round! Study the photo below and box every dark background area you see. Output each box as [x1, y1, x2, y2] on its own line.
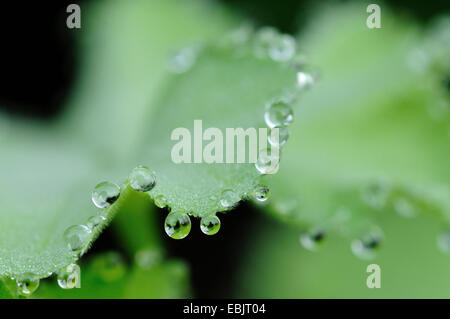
[0, 0, 447, 297]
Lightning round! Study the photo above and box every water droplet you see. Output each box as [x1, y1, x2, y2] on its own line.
[255, 147, 280, 175]
[164, 212, 191, 239]
[437, 231, 450, 253]
[268, 34, 296, 62]
[351, 229, 383, 260]
[299, 228, 326, 251]
[268, 126, 289, 147]
[154, 195, 167, 208]
[16, 276, 39, 297]
[393, 197, 416, 218]
[253, 27, 279, 59]
[220, 189, 240, 208]
[129, 165, 156, 192]
[135, 247, 163, 269]
[361, 181, 389, 210]
[86, 214, 106, 230]
[63, 225, 92, 254]
[264, 101, 293, 128]
[226, 24, 253, 47]
[296, 71, 315, 90]
[200, 215, 221, 235]
[57, 263, 80, 289]
[253, 185, 269, 202]
[168, 46, 199, 74]
[92, 181, 121, 209]
[93, 252, 126, 282]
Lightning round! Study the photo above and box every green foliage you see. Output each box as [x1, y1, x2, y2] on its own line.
[264, 3, 450, 235]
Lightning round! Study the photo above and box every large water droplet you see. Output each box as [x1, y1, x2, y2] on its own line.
[268, 126, 289, 147]
[16, 276, 40, 297]
[164, 212, 191, 239]
[299, 228, 326, 251]
[268, 34, 296, 62]
[296, 71, 315, 90]
[135, 247, 163, 270]
[253, 185, 269, 202]
[351, 229, 383, 260]
[129, 165, 156, 192]
[92, 181, 121, 209]
[220, 189, 240, 208]
[154, 195, 167, 208]
[437, 231, 450, 253]
[57, 263, 80, 289]
[200, 215, 221, 235]
[264, 101, 293, 128]
[255, 147, 280, 175]
[393, 197, 417, 218]
[63, 225, 92, 254]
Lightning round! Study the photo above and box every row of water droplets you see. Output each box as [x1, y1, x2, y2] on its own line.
[298, 179, 450, 260]
[13, 26, 317, 296]
[165, 26, 315, 238]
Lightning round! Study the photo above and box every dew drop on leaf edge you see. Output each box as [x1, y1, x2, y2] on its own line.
[253, 185, 269, 202]
[264, 101, 293, 129]
[200, 215, 221, 235]
[16, 276, 40, 297]
[220, 189, 240, 208]
[63, 224, 92, 254]
[92, 181, 121, 209]
[164, 212, 191, 240]
[129, 165, 156, 192]
[57, 263, 80, 289]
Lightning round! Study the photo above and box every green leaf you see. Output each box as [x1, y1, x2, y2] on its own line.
[263, 3, 450, 233]
[0, 0, 235, 283]
[137, 43, 300, 217]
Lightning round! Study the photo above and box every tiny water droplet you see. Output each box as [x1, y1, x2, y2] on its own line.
[129, 165, 156, 192]
[351, 229, 383, 260]
[168, 46, 199, 74]
[63, 225, 92, 254]
[268, 126, 289, 147]
[253, 185, 269, 202]
[268, 34, 296, 62]
[16, 276, 39, 297]
[93, 252, 126, 282]
[393, 197, 417, 218]
[57, 263, 80, 289]
[220, 189, 240, 208]
[92, 181, 120, 209]
[361, 181, 389, 210]
[296, 71, 315, 90]
[86, 214, 106, 230]
[135, 247, 163, 270]
[200, 215, 221, 235]
[154, 195, 167, 208]
[255, 147, 280, 175]
[299, 228, 326, 251]
[264, 101, 293, 128]
[164, 212, 191, 239]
